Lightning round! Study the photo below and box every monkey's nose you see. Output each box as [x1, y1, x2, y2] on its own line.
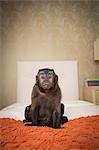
[44, 77, 49, 82]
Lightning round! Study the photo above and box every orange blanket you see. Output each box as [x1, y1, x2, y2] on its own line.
[0, 115, 99, 150]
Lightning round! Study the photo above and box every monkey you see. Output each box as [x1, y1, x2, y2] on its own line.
[23, 68, 68, 128]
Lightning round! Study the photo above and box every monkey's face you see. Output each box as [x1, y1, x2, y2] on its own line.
[37, 70, 55, 91]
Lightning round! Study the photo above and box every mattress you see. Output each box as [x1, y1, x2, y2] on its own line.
[0, 100, 99, 120]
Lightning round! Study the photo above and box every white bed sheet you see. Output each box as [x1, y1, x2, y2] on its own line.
[0, 100, 99, 120]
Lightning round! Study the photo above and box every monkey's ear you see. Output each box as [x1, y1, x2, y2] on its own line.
[55, 75, 58, 82]
[36, 75, 39, 84]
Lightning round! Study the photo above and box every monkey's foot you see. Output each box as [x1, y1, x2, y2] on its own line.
[24, 123, 32, 126]
[24, 123, 38, 126]
[23, 119, 30, 123]
[61, 116, 68, 124]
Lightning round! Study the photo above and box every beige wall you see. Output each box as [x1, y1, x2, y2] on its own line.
[1, 1, 99, 109]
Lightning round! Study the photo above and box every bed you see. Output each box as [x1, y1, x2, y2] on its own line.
[0, 61, 99, 149]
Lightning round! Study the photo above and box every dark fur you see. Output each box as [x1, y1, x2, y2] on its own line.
[23, 68, 68, 128]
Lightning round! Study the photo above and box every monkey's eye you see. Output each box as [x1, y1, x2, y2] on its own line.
[48, 75, 54, 80]
[48, 72, 53, 76]
[40, 76, 45, 79]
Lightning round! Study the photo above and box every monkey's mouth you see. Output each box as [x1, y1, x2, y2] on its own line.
[42, 83, 52, 89]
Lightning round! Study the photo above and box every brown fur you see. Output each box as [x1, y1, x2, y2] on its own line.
[24, 69, 67, 128]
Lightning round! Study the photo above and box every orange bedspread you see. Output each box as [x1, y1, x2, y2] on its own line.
[0, 115, 99, 150]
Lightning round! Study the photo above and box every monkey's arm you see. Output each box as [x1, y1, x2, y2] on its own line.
[52, 87, 61, 128]
[31, 85, 39, 126]
[31, 102, 39, 126]
[52, 103, 61, 128]
[25, 85, 39, 126]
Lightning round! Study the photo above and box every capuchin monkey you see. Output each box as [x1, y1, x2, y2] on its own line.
[23, 68, 68, 128]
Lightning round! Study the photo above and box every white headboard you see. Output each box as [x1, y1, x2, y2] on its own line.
[17, 61, 79, 104]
